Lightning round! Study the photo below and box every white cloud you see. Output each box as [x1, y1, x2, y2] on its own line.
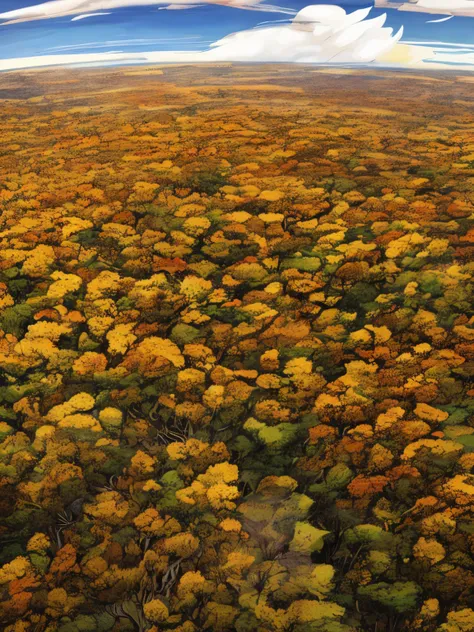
[158, 4, 204, 8]
[426, 15, 453, 21]
[403, 40, 474, 47]
[200, 6, 408, 64]
[375, 0, 474, 19]
[71, 12, 112, 19]
[0, 51, 150, 69]
[45, 37, 203, 51]
[0, 0, 295, 24]
[1, 4, 471, 71]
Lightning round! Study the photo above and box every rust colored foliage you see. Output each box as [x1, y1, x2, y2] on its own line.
[0, 66, 473, 632]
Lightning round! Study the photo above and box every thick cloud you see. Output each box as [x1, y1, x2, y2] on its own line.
[201, 5, 405, 63]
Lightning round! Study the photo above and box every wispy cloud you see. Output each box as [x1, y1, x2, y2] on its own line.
[402, 40, 474, 47]
[375, 0, 474, 19]
[158, 4, 204, 8]
[46, 37, 204, 52]
[399, 38, 474, 63]
[0, 0, 296, 25]
[426, 15, 453, 21]
[71, 12, 111, 20]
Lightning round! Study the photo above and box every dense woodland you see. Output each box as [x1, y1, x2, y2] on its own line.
[0, 65, 473, 632]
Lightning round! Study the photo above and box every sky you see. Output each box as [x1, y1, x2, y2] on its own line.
[1, 0, 474, 70]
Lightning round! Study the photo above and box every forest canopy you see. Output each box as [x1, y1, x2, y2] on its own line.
[0, 66, 473, 632]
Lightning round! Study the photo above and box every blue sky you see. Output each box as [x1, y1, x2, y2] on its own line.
[0, 0, 474, 69]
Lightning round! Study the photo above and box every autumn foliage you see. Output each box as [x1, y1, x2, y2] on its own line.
[0, 66, 473, 632]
